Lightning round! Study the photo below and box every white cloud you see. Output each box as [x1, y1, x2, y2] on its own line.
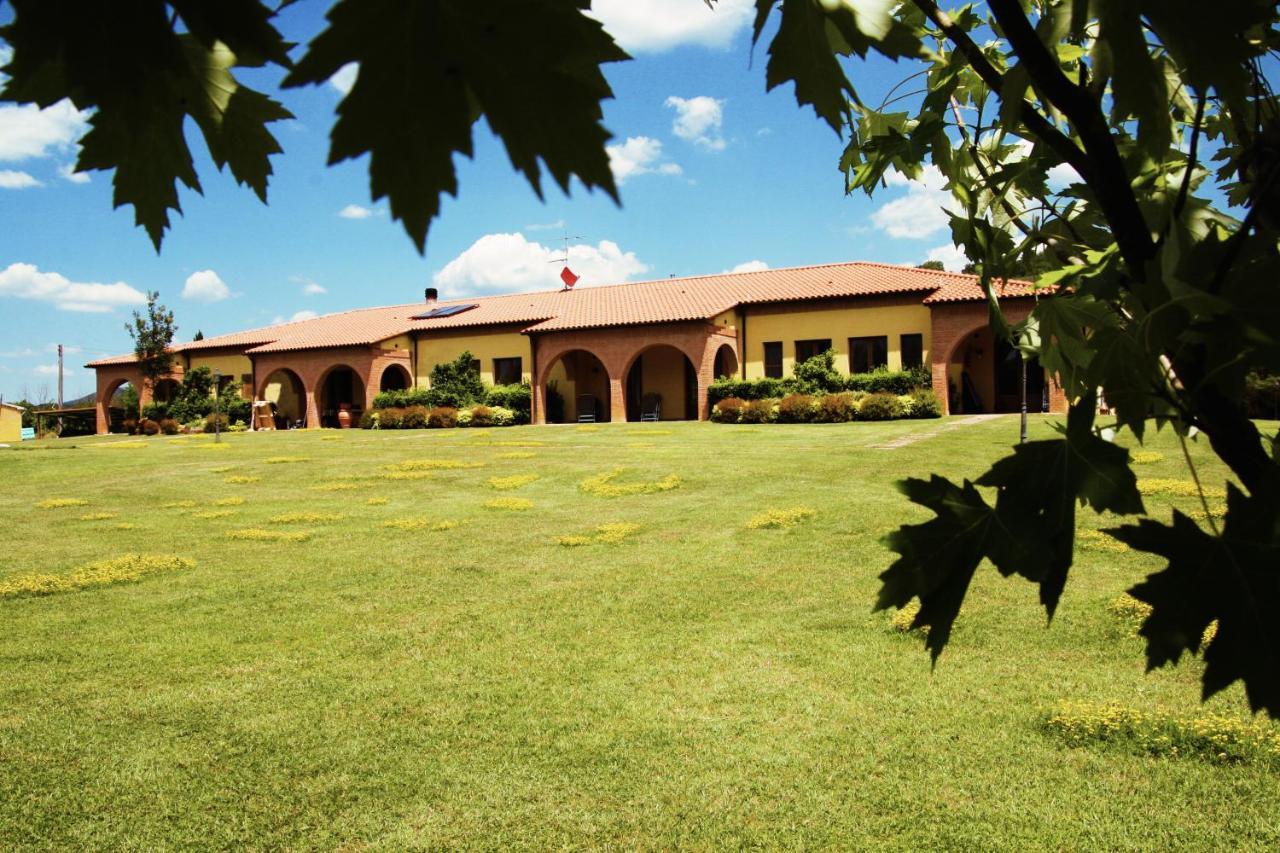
[329, 63, 359, 96]
[588, 0, 753, 52]
[272, 309, 320, 325]
[58, 162, 90, 184]
[0, 262, 147, 313]
[924, 244, 969, 272]
[665, 96, 726, 150]
[725, 260, 768, 273]
[34, 363, 75, 377]
[0, 170, 41, 189]
[871, 165, 955, 239]
[302, 281, 327, 296]
[0, 99, 90, 162]
[433, 232, 649, 295]
[338, 203, 380, 219]
[606, 136, 681, 184]
[526, 219, 566, 232]
[182, 269, 231, 303]
[1046, 162, 1081, 191]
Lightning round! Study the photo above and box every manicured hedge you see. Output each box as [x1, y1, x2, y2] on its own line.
[707, 360, 931, 404]
[711, 388, 942, 423]
[360, 404, 519, 430]
[374, 381, 531, 423]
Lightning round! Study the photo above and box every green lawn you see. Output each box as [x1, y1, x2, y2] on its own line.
[1, 417, 1276, 848]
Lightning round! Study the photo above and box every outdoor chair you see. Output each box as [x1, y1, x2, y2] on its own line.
[639, 393, 662, 422]
[576, 394, 598, 423]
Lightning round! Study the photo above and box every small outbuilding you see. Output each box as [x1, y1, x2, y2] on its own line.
[0, 402, 24, 443]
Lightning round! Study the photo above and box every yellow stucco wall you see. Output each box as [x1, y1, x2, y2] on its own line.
[0, 405, 21, 442]
[185, 353, 254, 392]
[416, 330, 532, 386]
[743, 302, 930, 378]
[261, 370, 304, 421]
[379, 334, 411, 352]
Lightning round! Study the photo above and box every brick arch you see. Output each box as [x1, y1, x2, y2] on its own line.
[378, 361, 412, 392]
[532, 322, 739, 423]
[251, 345, 411, 428]
[257, 367, 308, 428]
[95, 368, 142, 434]
[928, 299, 1066, 415]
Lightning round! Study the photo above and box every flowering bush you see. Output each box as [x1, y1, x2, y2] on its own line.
[856, 392, 903, 421]
[401, 405, 429, 429]
[427, 406, 458, 429]
[777, 393, 817, 423]
[815, 392, 858, 423]
[740, 398, 776, 424]
[158, 418, 181, 435]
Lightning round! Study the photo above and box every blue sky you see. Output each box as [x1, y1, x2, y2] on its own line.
[0, 0, 954, 403]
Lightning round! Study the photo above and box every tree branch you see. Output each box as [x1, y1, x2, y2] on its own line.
[985, 0, 1156, 272]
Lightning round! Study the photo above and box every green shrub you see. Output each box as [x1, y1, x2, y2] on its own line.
[141, 401, 168, 421]
[141, 418, 161, 436]
[427, 406, 458, 429]
[122, 417, 138, 435]
[373, 387, 434, 409]
[741, 398, 777, 424]
[378, 407, 404, 429]
[401, 405, 428, 429]
[708, 376, 788, 404]
[815, 392, 858, 422]
[485, 384, 531, 423]
[426, 351, 485, 408]
[359, 411, 378, 429]
[907, 388, 942, 418]
[846, 365, 930, 395]
[712, 397, 746, 423]
[777, 393, 817, 423]
[792, 350, 844, 394]
[158, 418, 180, 435]
[469, 405, 494, 427]
[202, 413, 228, 433]
[858, 392, 903, 420]
[1244, 370, 1280, 419]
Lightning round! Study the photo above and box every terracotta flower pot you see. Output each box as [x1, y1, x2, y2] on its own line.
[337, 404, 352, 429]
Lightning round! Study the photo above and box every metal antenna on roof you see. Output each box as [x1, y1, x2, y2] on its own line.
[548, 228, 584, 290]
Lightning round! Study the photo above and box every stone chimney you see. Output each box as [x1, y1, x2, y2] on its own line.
[424, 287, 438, 306]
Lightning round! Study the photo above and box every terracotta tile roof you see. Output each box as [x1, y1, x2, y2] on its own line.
[86, 262, 1037, 368]
[921, 274, 1039, 303]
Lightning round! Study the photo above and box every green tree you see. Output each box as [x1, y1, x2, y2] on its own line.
[126, 291, 177, 416]
[915, 260, 946, 271]
[4, 1, 1278, 713]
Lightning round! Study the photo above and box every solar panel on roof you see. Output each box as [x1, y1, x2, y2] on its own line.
[412, 304, 477, 320]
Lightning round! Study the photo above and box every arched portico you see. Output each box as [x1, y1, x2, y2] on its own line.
[317, 364, 366, 428]
[542, 349, 611, 423]
[929, 299, 1066, 415]
[259, 367, 307, 428]
[531, 322, 738, 424]
[379, 362, 412, 392]
[623, 344, 697, 421]
[713, 343, 739, 380]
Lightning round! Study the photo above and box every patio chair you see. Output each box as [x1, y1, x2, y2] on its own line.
[576, 394, 598, 423]
[639, 393, 662, 422]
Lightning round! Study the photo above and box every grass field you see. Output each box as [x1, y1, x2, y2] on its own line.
[2, 416, 1277, 848]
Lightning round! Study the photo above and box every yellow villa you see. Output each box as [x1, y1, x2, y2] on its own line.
[87, 261, 1065, 433]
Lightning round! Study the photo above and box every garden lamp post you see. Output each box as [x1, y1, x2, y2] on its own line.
[213, 366, 221, 440]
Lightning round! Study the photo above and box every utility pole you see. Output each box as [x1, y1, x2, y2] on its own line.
[57, 343, 64, 436]
[214, 369, 222, 443]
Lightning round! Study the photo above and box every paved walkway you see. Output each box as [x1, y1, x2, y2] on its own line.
[869, 414, 1002, 449]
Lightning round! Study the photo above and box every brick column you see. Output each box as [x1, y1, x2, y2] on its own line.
[608, 376, 626, 423]
[305, 388, 320, 429]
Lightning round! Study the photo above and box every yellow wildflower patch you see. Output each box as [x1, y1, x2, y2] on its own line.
[36, 498, 89, 510]
[488, 474, 538, 490]
[311, 482, 364, 492]
[224, 475, 260, 485]
[385, 459, 484, 471]
[1077, 528, 1130, 553]
[556, 522, 641, 546]
[0, 554, 193, 600]
[264, 456, 309, 464]
[100, 441, 147, 450]
[380, 517, 460, 531]
[211, 497, 245, 507]
[225, 528, 311, 542]
[380, 470, 436, 480]
[268, 511, 345, 524]
[197, 443, 231, 451]
[321, 435, 343, 441]
[484, 497, 533, 511]
[1041, 701, 1280, 766]
[78, 512, 119, 521]
[210, 466, 235, 474]
[576, 425, 600, 432]
[1189, 505, 1227, 522]
[163, 500, 198, 509]
[191, 510, 234, 520]
[579, 468, 681, 498]
[490, 440, 547, 447]
[746, 507, 816, 530]
[626, 442, 655, 448]
[628, 429, 672, 436]
[890, 600, 921, 633]
[497, 451, 536, 460]
[366, 496, 389, 506]
[1137, 478, 1226, 499]
[1130, 451, 1164, 464]
[1108, 593, 1152, 626]
[114, 523, 138, 530]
